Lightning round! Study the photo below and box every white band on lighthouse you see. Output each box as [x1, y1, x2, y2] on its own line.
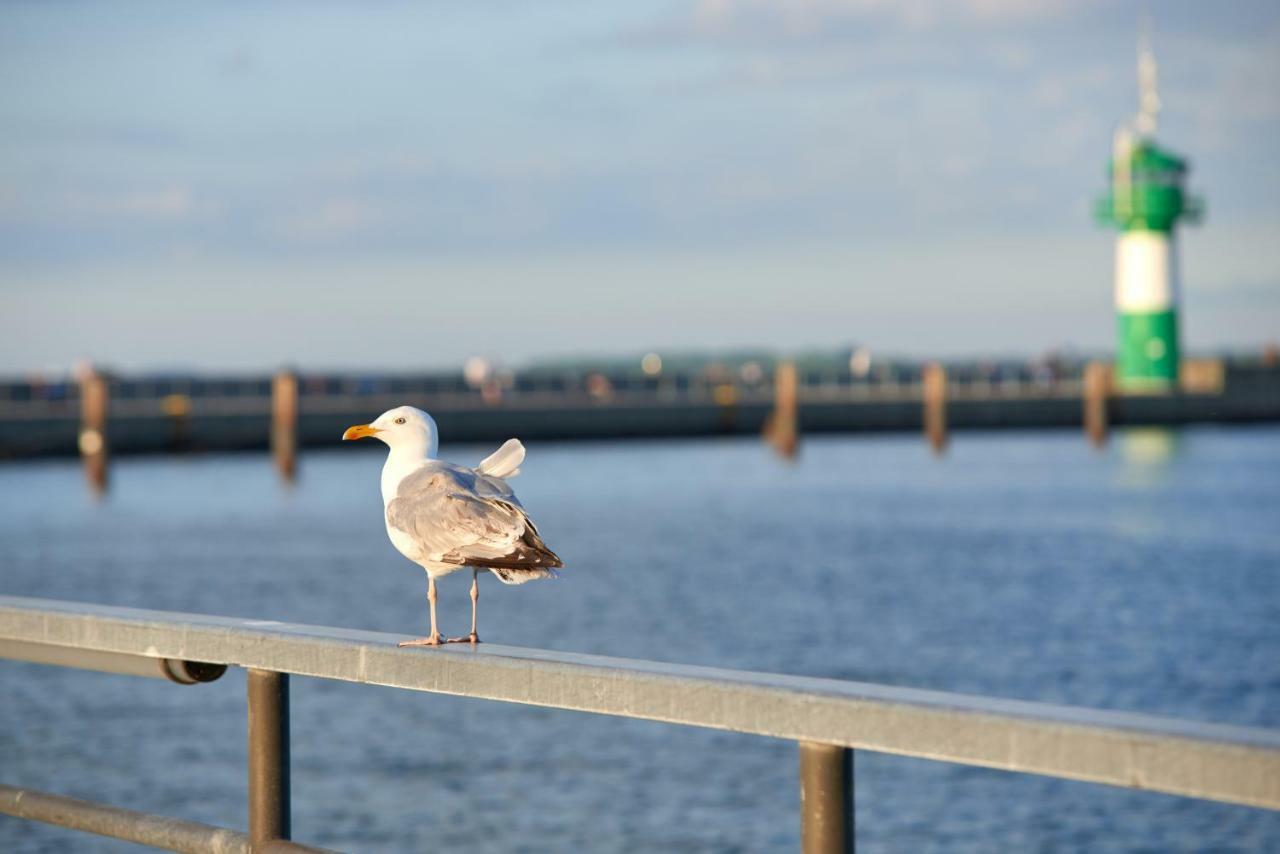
[1115, 230, 1178, 313]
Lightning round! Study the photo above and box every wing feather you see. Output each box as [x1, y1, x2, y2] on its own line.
[477, 438, 525, 479]
[385, 463, 561, 579]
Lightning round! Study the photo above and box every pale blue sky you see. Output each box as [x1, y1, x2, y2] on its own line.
[2, 1, 1277, 373]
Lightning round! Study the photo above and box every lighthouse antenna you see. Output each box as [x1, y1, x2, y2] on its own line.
[1135, 12, 1160, 138]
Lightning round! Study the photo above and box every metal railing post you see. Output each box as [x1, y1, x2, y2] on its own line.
[248, 669, 291, 849]
[800, 741, 854, 854]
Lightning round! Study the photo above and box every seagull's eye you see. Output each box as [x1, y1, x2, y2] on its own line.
[394, 417, 406, 425]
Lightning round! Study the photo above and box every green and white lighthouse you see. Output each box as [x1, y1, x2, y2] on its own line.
[1095, 30, 1202, 391]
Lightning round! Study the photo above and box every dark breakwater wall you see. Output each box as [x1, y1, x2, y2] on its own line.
[2, 370, 1278, 459]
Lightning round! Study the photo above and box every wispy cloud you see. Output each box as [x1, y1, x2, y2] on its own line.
[267, 198, 381, 242]
[629, 0, 1096, 47]
[63, 185, 196, 219]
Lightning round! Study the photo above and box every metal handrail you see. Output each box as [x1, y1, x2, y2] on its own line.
[1, 595, 1278, 853]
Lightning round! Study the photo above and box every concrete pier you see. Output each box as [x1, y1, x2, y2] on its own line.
[3, 361, 1278, 459]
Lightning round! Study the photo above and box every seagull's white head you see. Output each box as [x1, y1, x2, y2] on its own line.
[342, 405, 438, 458]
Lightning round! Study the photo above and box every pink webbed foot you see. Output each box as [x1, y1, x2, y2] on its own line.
[398, 634, 446, 647]
[446, 633, 480, 645]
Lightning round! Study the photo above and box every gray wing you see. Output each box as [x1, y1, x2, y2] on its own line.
[386, 463, 562, 576]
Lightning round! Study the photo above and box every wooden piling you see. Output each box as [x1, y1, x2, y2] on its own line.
[271, 371, 298, 482]
[922, 362, 947, 454]
[1179, 358, 1224, 395]
[765, 360, 799, 459]
[1083, 361, 1111, 449]
[79, 373, 109, 494]
[161, 394, 192, 451]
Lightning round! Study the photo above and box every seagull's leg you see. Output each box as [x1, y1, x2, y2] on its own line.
[468, 568, 480, 643]
[399, 576, 445, 647]
[449, 569, 481, 644]
[429, 576, 442, 641]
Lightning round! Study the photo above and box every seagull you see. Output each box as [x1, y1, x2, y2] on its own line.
[343, 406, 562, 647]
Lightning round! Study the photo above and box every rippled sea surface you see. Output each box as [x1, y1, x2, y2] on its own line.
[2, 427, 1279, 852]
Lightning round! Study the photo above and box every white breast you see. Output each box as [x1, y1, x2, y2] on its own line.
[379, 454, 460, 576]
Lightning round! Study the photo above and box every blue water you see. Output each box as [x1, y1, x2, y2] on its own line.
[1, 427, 1278, 852]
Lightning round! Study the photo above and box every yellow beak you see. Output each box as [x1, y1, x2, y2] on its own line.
[342, 424, 381, 441]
